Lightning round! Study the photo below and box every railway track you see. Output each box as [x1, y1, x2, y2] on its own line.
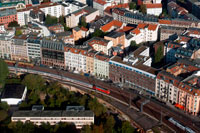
[8, 66, 200, 132]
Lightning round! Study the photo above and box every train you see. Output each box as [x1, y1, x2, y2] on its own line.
[4, 60, 34, 68]
[167, 117, 195, 133]
[8, 66, 111, 95]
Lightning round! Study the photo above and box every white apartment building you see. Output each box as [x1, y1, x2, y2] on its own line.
[64, 47, 87, 73]
[146, 3, 162, 16]
[94, 52, 110, 79]
[66, 6, 99, 28]
[129, 23, 159, 44]
[93, 0, 111, 16]
[11, 35, 29, 61]
[61, 0, 87, 16]
[27, 38, 41, 60]
[155, 71, 180, 104]
[39, 3, 62, 18]
[17, 9, 30, 26]
[85, 37, 113, 55]
[0, 36, 12, 59]
[12, 110, 94, 129]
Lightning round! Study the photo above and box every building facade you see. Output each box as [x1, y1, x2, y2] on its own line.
[0, 8, 17, 28]
[41, 39, 65, 69]
[12, 110, 94, 129]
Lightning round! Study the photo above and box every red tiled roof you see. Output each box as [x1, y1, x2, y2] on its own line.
[121, 26, 134, 32]
[137, 23, 148, 29]
[145, 3, 162, 8]
[101, 20, 123, 32]
[81, 26, 88, 31]
[158, 19, 172, 24]
[131, 28, 140, 35]
[104, 3, 129, 14]
[148, 24, 158, 31]
[94, 0, 107, 5]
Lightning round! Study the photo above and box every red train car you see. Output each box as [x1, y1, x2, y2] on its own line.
[93, 85, 110, 94]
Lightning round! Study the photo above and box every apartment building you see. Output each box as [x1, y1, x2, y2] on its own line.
[94, 52, 110, 79]
[0, 8, 17, 28]
[128, 23, 159, 44]
[85, 37, 113, 55]
[64, 46, 87, 73]
[146, 3, 162, 16]
[160, 26, 185, 41]
[39, 2, 62, 18]
[61, 0, 87, 16]
[177, 71, 200, 116]
[104, 31, 126, 48]
[112, 8, 158, 25]
[86, 51, 95, 75]
[66, 6, 99, 28]
[93, 0, 111, 16]
[12, 110, 94, 129]
[0, 36, 12, 59]
[156, 59, 200, 105]
[109, 46, 156, 95]
[41, 39, 65, 69]
[156, 71, 181, 104]
[11, 35, 29, 61]
[27, 37, 41, 61]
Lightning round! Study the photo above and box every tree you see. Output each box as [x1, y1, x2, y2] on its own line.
[129, 2, 136, 10]
[0, 59, 9, 88]
[0, 102, 9, 111]
[79, 17, 87, 28]
[88, 97, 107, 117]
[81, 125, 92, 133]
[139, 5, 146, 14]
[121, 121, 135, 133]
[0, 110, 8, 122]
[104, 115, 115, 133]
[129, 41, 138, 52]
[22, 74, 45, 90]
[15, 30, 22, 36]
[154, 45, 164, 63]
[45, 15, 58, 25]
[8, 21, 19, 27]
[59, 16, 70, 31]
[91, 29, 105, 38]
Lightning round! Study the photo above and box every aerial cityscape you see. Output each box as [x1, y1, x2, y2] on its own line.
[0, 0, 200, 132]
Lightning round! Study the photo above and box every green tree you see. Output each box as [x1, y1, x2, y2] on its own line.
[81, 125, 92, 133]
[139, 5, 146, 14]
[91, 29, 105, 37]
[129, 2, 136, 10]
[154, 45, 164, 63]
[104, 115, 115, 133]
[22, 74, 45, 90]
[121, 121, 135, 133]
[15, 30, 22, 36]
[45, 15, 58, 25]
[0, 59, 9, 88]
[8, 21, 19, 27]
[79, 17, 87, 28]
[88, 98, 107, 117]
[0, 110, 8, 122]
[59, 16, 70, 31]
[0, 102, 9, 111]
